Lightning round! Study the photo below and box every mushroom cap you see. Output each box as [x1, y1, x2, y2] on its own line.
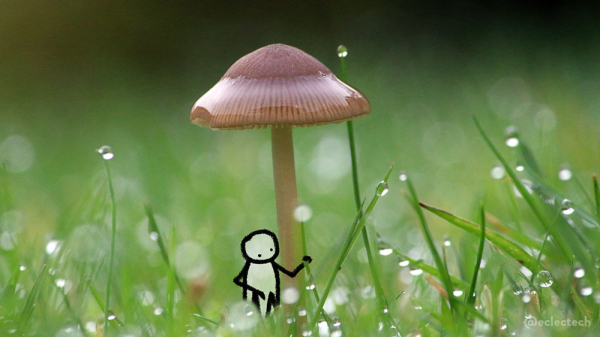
[190, 44, 371, 130]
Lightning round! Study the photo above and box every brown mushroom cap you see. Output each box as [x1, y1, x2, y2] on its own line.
[190, 44, 371, 129]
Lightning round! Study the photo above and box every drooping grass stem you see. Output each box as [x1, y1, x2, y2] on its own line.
[467, 204, 486, 306]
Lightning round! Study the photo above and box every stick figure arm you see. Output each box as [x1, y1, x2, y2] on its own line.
[233, 262, 265, 299]
[276, 256, 312, 278]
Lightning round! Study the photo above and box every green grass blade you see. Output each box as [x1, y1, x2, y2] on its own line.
[403, 177, 455, 313]
[101, 158, 117, 332]
[1, 264, 22, 301]
[18, 264, 47, 333]
[308, 164, 393, 330]
[485, 213, 540, 249]
[473, 116, 596, 282]
[420, 202, 539, 272]
[85, 277, 123, 326]
[467, 204, 486, 306]
[593, 174, 600, 223]
[392, 251, 470, 290]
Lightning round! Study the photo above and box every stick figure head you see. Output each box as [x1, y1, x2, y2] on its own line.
[241, 229, 279, 263]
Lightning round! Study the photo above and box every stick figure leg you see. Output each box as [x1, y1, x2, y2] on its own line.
[265, 291, 278, 315]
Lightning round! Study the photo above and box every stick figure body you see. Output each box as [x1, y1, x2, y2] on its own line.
[233, 229, 312, 315]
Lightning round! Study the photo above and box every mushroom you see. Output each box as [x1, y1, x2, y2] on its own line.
[191, 43, 370, 274]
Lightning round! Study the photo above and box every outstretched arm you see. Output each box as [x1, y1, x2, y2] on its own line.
[276, 256, 312, 278]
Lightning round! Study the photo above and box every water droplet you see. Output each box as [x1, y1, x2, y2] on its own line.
[332, 317, 341, 327]
[293, 205, 313, 222]
[561, 199, 574, 215]
[149, 232, 159, 241]
[574, 267, 585, 278]
[379, 248, 393, 256]
[337, 45, 348, 58]
[19, 265, 26, 271]
[453, 290, 463, 297]
[504, 126, 520, 147]
[581, 286, 593, 296]
[443, 237, 451, 247]
[55, 326, 84, 337]
[500, 318, 508, 330]
[330, 328, 342, 337]
[515, 165, 524, 172]
[490, 166, 505, 179]
[522, 294, 531, 303]
[305, 283, 316, 290]
[153, 307, 163, 316]
[535, 270, 553, 287]
[107, 314, 116, 321]
[97, 145, 114, 160]
[376, 181, 389, 196]
[520, 266, 532, 278]
[409, 268, 423, 276]
[55, 279, 66, 288]
[282, 287, 299, 304]
[286, 317, 295, 324]
[558, 168, 572, 181]
[398, 259, 409, 267]
[382, 307, 389, 313]
[512, 284, 523, 295]
[46, 240, 62, 255]
[139, 290, 155, 306]
[298, 309, 307, 316]
[301, 329, 313, 336]
[398, 173, 407, 181]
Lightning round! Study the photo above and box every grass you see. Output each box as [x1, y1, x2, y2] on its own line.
[1, 42, 600, 337]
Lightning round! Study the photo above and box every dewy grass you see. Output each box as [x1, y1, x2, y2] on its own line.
[467, 204, 486, 306]
[338, 44, 394, 329]
[308, 164, 394, 330]
[99, 148, 118, 333]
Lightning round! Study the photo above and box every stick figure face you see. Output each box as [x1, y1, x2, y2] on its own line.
[241, 229, 279, 263]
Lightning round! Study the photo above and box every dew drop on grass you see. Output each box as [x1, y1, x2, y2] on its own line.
[298, 308, 307, 316]
[558, 168, 572, 181]
[55, 326, 84, 337]
[398, 259, 409, 267]
[19, 265, 26, 271]
[97, 145, 114, 160]
[149, 232, 159, 241]
[332, 317, 341, 327]
[443, 237, 451, 247]
[317, 320, 329, 336]
[55, 279, 66, 288]
[561, 199, 574, 215]
[409, 268, 423, 276]
[500, 318, 508, 330]
[581, 286, 593, 296]
[46, 240, 62, 255]
[293, 205, 313, 222]
[490, 166, 505, 179]
[522, 294, 531, 303]
[453, 290, 463, 297]
[504, 126, 520, 147]
[512, 284, 523, 295]
[107, 314, 116, 321]
[153, 307, 163, 316]
[379, 248, 393, 256]
[398, 173, 407, 181]
[286, 317, 295, 324]
[515, 165, 524, 172]
[376, 181, 389, 196]
[337, 45, 348, 58]
[574, 268, 585, 278]
[535, 270, 553, 287]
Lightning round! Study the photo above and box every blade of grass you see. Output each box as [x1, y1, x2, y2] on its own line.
[1, 264, 22, 301]
[100, 155, 117, 333]
[18, 264, 47, 333]
[393, 251, 470, 290]
[467, 204, 486, 306]
[308, 164, 393, 330]
[85, 277, 123, 326]
[485, 213, 540, 249]
[403, 177, 455, 314]
[593, 174, 600, 224]
[420, 202, 539, 272]
[339, 44, 393, 328]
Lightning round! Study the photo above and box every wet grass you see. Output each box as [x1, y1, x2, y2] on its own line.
[1, 44, 600, 336]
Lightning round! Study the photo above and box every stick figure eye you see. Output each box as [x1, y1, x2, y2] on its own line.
[258, 254, 262, 257]
[270, 248, 273, 252]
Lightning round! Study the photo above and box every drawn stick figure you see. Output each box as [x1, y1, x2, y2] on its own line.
[233, 229, 312, 316]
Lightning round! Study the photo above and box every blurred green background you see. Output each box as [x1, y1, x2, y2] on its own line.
[1, 0, 600, 335]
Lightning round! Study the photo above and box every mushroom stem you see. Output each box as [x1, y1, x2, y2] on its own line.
[271, 126, 301, 271]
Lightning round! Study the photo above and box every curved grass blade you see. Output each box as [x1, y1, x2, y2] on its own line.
[420, 202, 539, 272]
[393, 251, 470, 290]
[18, 265, 47, 333]
[404, 177, 455, 313]
[485, 213, 540, 249]
[467, 204, 486, 306]
[101, 157, 117, 331]
[308, 164, 393, 330]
